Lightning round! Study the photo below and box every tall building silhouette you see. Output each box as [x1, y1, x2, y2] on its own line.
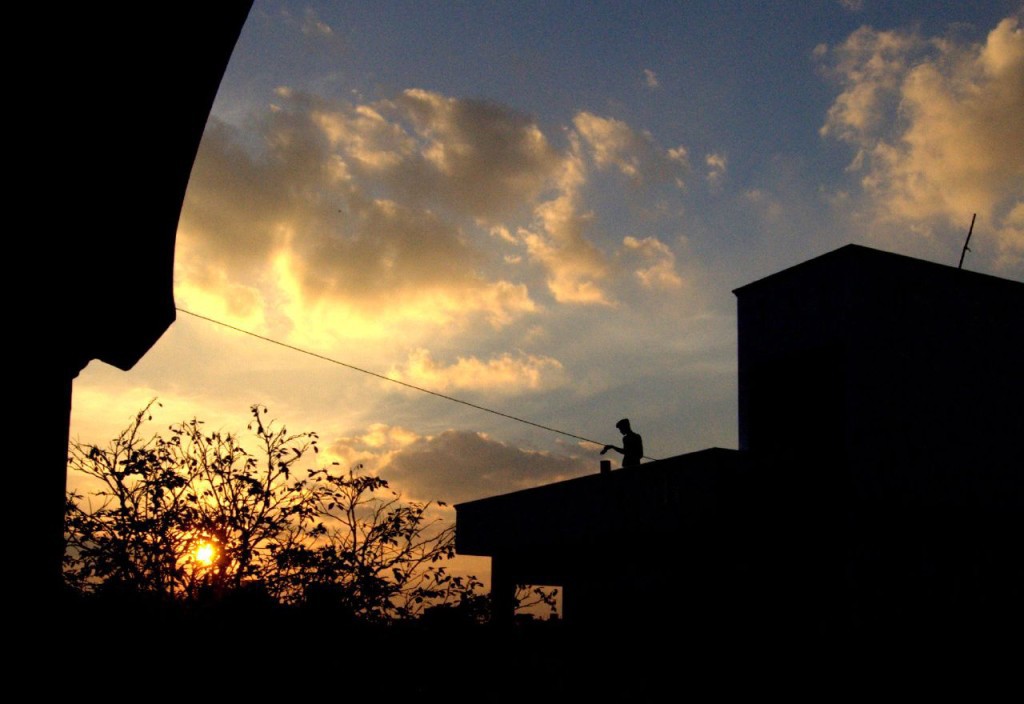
[456, 245, 1023, 638]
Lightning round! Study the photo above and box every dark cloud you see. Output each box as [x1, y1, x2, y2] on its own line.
[381, 429, 592, 504]
[179, 118, 293, 274]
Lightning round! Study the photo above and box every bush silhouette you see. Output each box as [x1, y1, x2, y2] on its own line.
[65, 402, 482, 621]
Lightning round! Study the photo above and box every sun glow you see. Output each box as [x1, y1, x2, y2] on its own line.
[195, 542, 217, 567]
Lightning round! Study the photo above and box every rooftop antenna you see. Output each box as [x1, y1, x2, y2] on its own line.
[958, 213, 976, 269]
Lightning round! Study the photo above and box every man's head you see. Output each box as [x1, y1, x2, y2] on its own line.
[616, 418, 631, 434]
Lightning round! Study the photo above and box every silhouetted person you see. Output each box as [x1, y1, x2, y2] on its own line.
[601, 418, 643, 467]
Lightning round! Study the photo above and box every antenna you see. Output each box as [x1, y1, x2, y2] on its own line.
[958, 213, 976, 269]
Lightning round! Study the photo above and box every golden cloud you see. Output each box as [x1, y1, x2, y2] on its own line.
[511, 138, 612, 304]
[178, 86, 701, 349]
[388, 348, 566, 393]
[574, 112, 687, 185]
[178, 90, 568, 333]
[622, 236, 684, 290]
[575, 112, 642, 177]
[821, 15, 1024, 274]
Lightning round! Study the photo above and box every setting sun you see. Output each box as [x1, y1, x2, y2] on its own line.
[195, 542, 216, 567]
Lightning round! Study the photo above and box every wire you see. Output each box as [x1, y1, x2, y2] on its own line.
[175, 307, 658, 460]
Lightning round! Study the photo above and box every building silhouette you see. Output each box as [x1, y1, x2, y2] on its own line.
[455, 244, 1023, 640]
[33, 3, 253, 605]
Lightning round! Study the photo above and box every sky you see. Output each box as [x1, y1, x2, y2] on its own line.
[70, 1, 1022, 561]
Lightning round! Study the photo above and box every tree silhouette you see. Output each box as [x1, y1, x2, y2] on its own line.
[64, 402, 483, 621]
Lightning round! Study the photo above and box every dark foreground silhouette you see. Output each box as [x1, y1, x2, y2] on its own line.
[35, 586, 1018, 700]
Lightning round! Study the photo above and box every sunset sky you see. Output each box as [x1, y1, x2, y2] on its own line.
[70, 0, 1022, 536]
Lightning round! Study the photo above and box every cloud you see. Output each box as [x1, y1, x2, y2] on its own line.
[324, 423, 425, 484]
[705, 153, 727, 189]
[387, 348, 567, 393]
[178, 91, 557, 339]
[379, 430, 593, 504]
[179, 87, 700, 349]
[743, 188, 784, 221]
[574, 113, 644, 178]
[667, 146, 689, 167]
[643, 68, 660, 89]
[389, 89, 562, 218]
[621, 236, 684, 290]
[300, 8, 334, 38]
[838, 0, 863, 12]
[357, 422, 421, 449]
[274, 6, 347, 56]
[312, 102, 414, 171]
[574, 112, 685, 185]
[993, 201, 1024, 273]
[508, 115, 692, 304]
[509, 135, 613, 304]
[820, 15, 1024, 275]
